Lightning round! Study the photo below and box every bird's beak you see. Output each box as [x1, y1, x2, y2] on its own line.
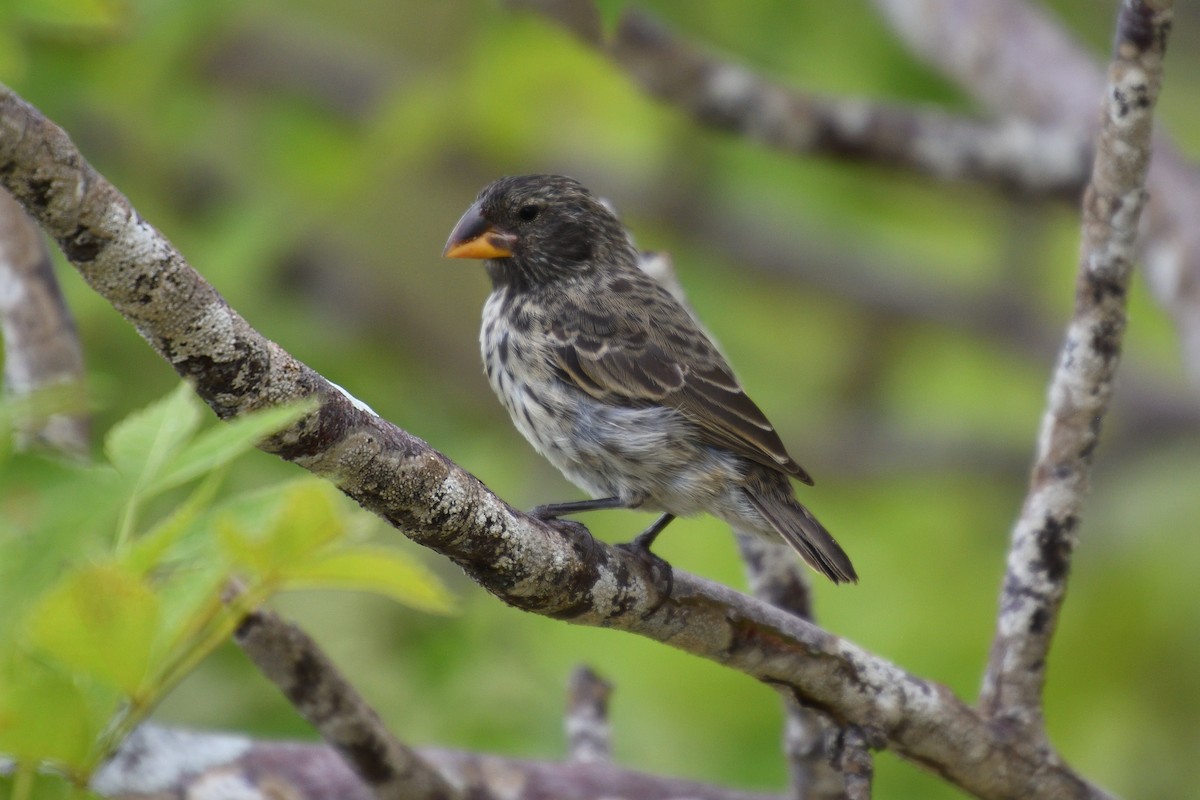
[443, 201, 517, 259]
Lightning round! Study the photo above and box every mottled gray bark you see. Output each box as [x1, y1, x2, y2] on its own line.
[979, 0, 1172, 736]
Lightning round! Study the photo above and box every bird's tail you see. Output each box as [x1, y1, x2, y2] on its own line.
[741, 478, 857, 585]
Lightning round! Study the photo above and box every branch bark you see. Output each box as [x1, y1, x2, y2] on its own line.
[0, 83, 1111, 799]
[979, 0, 1172, 733]
[0, 188, 89, 457]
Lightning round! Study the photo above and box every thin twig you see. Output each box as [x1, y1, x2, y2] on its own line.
[978, 0, 1173, 733]
[836, 727, 874, 800]
[737, 536, 846, 800]
[0, 189, 89, 457]
[565, 666, 613, 764]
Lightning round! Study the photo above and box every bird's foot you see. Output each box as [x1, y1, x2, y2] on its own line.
[526, 512, 606, 563]
[615, 537, 674, 615]
[528, 503, 561, 521]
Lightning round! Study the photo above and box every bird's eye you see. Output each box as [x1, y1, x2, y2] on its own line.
[518, 204, 540, 222]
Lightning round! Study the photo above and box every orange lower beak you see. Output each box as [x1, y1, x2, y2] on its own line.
[444, 202, 516, 259]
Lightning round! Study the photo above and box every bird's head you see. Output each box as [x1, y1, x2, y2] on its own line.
[443, 174, 633, 288]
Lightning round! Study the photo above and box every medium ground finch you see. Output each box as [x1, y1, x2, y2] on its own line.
[444, 175, 856, 584]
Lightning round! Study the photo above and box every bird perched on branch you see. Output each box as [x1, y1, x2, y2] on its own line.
[444, 174, 856, 584]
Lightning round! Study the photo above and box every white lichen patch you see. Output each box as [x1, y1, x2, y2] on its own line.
[328, 379, 377, 415]
[91, 725, 251, 796]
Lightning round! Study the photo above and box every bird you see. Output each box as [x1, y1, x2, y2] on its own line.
[443, 174, 856, 584]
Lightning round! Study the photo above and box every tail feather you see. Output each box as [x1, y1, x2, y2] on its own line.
[741, 487, 858, 584]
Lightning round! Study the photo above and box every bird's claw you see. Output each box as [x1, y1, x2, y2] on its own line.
[528, 503, 558, 520]
[615, 539, 674, 614]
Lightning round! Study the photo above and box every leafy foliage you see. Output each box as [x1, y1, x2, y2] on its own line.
[0, 384, 453, 796]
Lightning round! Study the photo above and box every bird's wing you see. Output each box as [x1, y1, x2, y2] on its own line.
[548, 286, 813, 484]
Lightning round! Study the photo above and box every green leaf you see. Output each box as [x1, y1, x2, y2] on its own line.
[104, 382, 201, 487]
[214, 480, 346, 579]
[26, 563, 161, 695]
[0, 654, 94, 768]
[124, 469, 227, 577]
[145, 398, 317, 496]
[280, 546, 456, 615]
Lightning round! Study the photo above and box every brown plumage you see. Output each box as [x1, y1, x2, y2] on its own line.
[445, 174, 856, 584]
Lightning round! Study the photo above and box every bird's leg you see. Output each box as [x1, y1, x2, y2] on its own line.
[615, 513, 676, 613]
[529, 496, 628, 519]
[629, 513, 675, 553]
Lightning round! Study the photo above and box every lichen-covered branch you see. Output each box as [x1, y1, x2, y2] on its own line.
[979, 0, 1172, 732]
[0, 83, 1111, 799]
[0, 188, 89, 457]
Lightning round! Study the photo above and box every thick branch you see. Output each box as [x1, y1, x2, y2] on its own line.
[0, 85, 1111, 799]
[610, 10, 1090, 196]
[979, 0, 1171, 731]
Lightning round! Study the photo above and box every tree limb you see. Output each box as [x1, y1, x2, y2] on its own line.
[978, 0, 1172, 733]
[509, 0, 1091, 195]
[0, 83, 1110, 799]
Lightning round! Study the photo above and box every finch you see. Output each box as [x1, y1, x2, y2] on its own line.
[444, 175, 856, 584]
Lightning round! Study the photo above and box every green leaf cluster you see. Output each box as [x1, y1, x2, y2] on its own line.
[0, 383, 452, 797]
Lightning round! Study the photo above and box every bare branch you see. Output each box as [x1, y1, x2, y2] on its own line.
[92, 724, 781, 800]
[565, 666, 614, 764]
[0, 84, 1114, 798]
[511, 1, 1090, 194]
[979, 0, 1173, 732]
[873, 0, 1200, 380]
[232, 599, 463, 800]
[605, 10, 1090, 196]
[738, 536, 846, 800]
[835, 727, 874, 800]
[0, 188, 89, 457]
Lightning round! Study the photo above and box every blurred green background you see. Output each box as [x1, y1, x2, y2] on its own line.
[4, 0, 1200, 797]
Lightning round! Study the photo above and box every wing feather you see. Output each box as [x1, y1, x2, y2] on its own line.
[548, 284, 813, 484]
